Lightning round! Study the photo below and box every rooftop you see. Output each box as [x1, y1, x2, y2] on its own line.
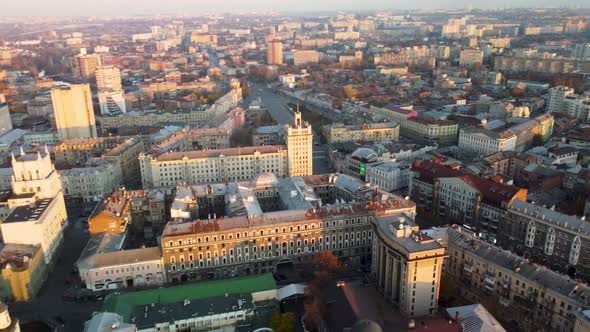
[103, 273, 276, 322]
[150, 145, 287, 162]
[508, 199, 590, 235]
[4, 198, 53, 223]
[445, 304, 506, 332]
[77, 247, 161, 270]
[448, 227, 590, 307]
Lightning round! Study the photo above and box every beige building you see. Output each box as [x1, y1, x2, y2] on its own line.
[267, 40, 283, 65]
[459, 49, 484, 67]
[70, 53, 102, 80]
[98, 108, 213, 131]
[51, 84, 97, 140]
[369, 106, 458, 143]
[447, 227, 590, 332]
[1, 148, 68, 264]
[161, 173, 416, 282]
[139, 146, 290, 191]
[154, 128, 230, 153]
[323, 122, 400, 144]
[372, 215, 445, 317]
[293, 50, 319, 65]
[286, 111, 313, 177]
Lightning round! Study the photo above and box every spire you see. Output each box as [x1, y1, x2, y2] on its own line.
[10, 153, 16, 164]
[19, 146, 25, 156]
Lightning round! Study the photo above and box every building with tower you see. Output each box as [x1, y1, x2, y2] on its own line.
[139, 111, 312, 190]
[286, 110, 313, 177]
[51, 84, 97, 140]
[267, 40, 283, 65]
[0, 146, 68, 264]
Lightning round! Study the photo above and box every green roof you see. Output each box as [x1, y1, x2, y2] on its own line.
[103, 273, 276, 321]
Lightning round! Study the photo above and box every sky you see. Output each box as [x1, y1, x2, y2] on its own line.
[3, 0, 589, 16]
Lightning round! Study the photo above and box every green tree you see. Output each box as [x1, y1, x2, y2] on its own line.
[271, 312, 296, 332]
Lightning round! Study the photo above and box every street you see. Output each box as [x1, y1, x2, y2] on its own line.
[9, 207, 100, 332]
[250, 83, 333, 175]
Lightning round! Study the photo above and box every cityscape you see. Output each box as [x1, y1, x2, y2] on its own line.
[0, 2, 590, 332]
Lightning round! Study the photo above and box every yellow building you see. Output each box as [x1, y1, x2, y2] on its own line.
[51, 84, 97, 140]
[0, 244, 47, 302]
[190, 34, 218, 45]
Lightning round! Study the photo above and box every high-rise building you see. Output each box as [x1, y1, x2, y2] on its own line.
[95, 65, 122, 91]
[51, 84, 97, 140]
[69, 52, 102, 80]
[286, 110, 313, 176]
[372, 215, 445, 317]
[0, 102, 12, 136]
[266, 40, 283, 65]
[548, 86, 575, 113]
[96, 65, 127, 115]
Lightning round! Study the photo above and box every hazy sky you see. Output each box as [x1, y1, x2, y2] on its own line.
[4, 0, 588, 16]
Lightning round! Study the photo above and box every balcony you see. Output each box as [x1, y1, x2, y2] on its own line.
[484, 275, 495, 285]
[499, 296, 510, 307]
[464, 264, 473, 273]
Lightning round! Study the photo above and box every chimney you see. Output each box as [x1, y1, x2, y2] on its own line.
[455, 311, 460, 321]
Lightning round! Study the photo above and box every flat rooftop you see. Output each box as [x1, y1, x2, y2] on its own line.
[132, 294, 253, 329]
[4, 198, 53, 223]
[103, 273, 276, 322]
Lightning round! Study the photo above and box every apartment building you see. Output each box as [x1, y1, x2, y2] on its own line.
[53, 136, 128, 166]
[366, 160, 412, 192]
[447, 227, 590, 332]
[494, 55, 590, 74]
[369, 106, 458, 144]
[459, 49, 484, 67]
[293, 50, 319, 65]
[267, 40, 283, 65]
[372, 215, 445, 317]
[60, 158, 123, 203]
[69, 53, 102, 80]
[89, 189, 165, 236]
[410, 160, 527, 239]
[139, 146, 290, 191]
[323, 122, 400, 144]
[51, 84, 97, 140]
[98, 108, 214, 131]
[153, 128, 230, 154]
[499, 199, 590, 278]
[0, 243, 47, 302]
[459, 114, 554, 156]
[161, 173, 416, 283]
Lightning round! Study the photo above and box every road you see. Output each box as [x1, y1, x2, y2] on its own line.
[9, 207, 100, 331]
[250, 83, 334, 175]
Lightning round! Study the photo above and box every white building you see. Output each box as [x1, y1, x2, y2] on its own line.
[1, 147, 68, 264]
[78, 246, 164, 291]
[459, 128, 517, 156]
[366, 161, 411, 192]
[60, 158, 123, 202]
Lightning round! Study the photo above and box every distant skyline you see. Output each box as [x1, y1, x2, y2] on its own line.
[3, 0, 590, 16]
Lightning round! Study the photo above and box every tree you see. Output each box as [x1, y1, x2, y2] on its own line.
[271, 312, 296, 332]
[314, 251, 341, 275]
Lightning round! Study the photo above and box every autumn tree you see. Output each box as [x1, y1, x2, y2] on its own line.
[271, 312, 296, 332]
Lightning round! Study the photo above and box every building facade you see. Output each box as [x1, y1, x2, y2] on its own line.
[323, 122, 400, 144]
[499, 199, 590, 278]
[447, 227, 590, 332]
[161, 173, 416, 283]
[267, 40, 283, 65]
[372, 215, 445, 317]
[51, 84, 97, 140]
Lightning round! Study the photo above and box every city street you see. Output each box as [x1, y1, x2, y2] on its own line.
[251, 83, 334, 175]
[9, 208, 100, 332]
